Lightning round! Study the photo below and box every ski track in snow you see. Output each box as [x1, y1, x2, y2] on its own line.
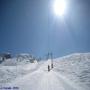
[5, 62, 82, 90]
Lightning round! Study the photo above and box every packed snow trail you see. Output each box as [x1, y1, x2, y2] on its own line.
[6, 61, 81, 90]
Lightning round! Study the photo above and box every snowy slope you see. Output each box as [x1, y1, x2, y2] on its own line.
[54, 53, 90, 90]
[0, 53, 90, 90]
[1, 58, 17, 66]
[0, 54, 38, 86]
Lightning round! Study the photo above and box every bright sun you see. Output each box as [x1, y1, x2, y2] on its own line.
[53, 0, 67, 16]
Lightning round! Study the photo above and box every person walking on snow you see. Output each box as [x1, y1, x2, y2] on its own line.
[48, 65, 50, 72]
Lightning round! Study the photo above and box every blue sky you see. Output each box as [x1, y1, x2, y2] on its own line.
[0, 0, 90, 58]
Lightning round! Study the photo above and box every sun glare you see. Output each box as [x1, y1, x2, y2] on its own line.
[53, 0, 67, 16]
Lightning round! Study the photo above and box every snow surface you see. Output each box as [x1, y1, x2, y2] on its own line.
[0, 53, 90, 90]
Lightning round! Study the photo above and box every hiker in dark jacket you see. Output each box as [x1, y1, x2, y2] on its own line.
[48, 65, 50, 72]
